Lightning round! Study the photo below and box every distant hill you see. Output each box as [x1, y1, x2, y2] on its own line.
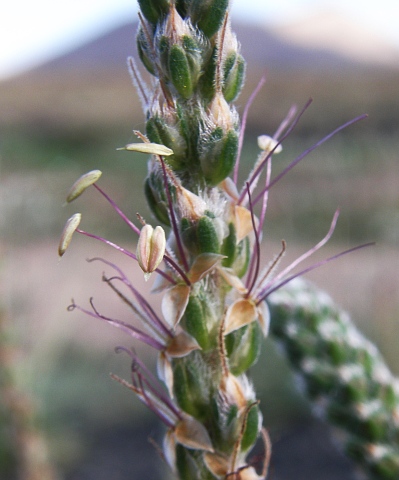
[272, 10, 399, 69]
[36, 20, 365, 75]
[29, 10, 399, 75]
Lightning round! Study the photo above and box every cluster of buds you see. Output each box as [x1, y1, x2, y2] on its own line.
[135, 0, 243, 191]
[59, 1, 398, 479]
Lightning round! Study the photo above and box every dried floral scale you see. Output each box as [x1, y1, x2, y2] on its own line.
[59, 1, 399, 478]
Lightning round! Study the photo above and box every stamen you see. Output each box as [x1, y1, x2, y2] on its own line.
[257, 145, 272, 235]
[104, 275, 166, 343]
[76, 229, 137, 260]
[245, 184, 261, 297]
[253, 113, 368, 206]
[256, 104, 298, 234]
[117, 347, 182, 420]
[92, 183, 140, 235]
[58, 213, 81, 257]
[238, 98, 313, 206]
[159, 156, 190, 272]
[137, 371, 180, 425]
[273, 104, 298, 140]
[87, 257, 173, 338]
[102, 275, 166, 344]
[66, 170, 102, 204]
[245, 183, 260, 298]
[255, 240, 286, 291]
[78, 227, 175, 285]
[234, 75, 266, 184]
[163, 256, 191, 286]
[70, 298, 165, 350]
[135, 376, 176, 428]
[255, 209, 340, 301]
[257, 242, 375, 302]
[68, 203, 178, 285]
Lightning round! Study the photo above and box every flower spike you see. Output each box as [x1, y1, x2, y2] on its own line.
[59, 2, 391, 478]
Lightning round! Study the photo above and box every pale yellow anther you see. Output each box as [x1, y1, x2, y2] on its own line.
[58, 213, 81, 257]
[257, 135, 282, 154]
[66, 170, 102, 203]
[118, 142, 174, 156]
[136, 225, 166, 280]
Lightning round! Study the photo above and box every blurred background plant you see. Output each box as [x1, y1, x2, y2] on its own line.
[1, 2, 398, 478]
[0, 305, 57, 480]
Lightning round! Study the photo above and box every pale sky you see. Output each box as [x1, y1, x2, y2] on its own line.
[1, 0, 399, 79]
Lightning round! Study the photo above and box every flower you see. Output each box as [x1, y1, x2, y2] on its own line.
[69, 256, 200, 397]
[111, 347, 214, 466]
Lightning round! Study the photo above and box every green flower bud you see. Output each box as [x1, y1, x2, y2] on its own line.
[200, 127, 238, 185]
[175, 103, 192, 145]
[181, 34, 204, 81]
[181, 217, 198, 254]
[146, 116, 187, 169]
[191, 0, 229, 38]
[168, 44, 194, 99]
[225, 322, 262, 376]
[158, 9, 205, 98]
[232, 237, 250, 278]
[158, 34, 170, 76]
[221, 222, 236, 267]
[222, 52, 246, 103]
[144, 175, 171, 226]
[173, 355, 208, 418]
[226, 404, 238, 427]
[181, 214, 220, 256]
[183, 295, 210, 351]
[136, 26, 157, 76]
[241, 402, 261, 452]
[138, 0, 170, 25]
[198, 46, 217, 102]
[197, 215, 220, 254]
